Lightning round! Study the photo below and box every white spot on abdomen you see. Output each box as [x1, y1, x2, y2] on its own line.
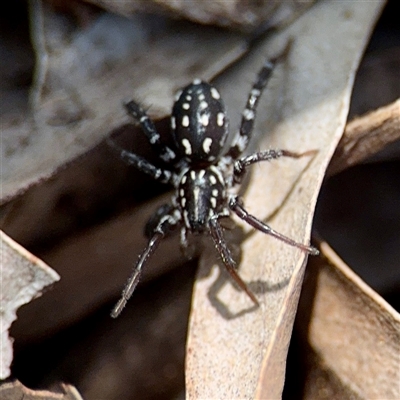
[217, 112, 224, 126]
[211, 87, 220, 99]
[182, 138, 192, 154]
[202, 137, 212, 153]
[200, 101, 208, 110]
[200, 113, 209, 126]
[182, 115, 189, 127]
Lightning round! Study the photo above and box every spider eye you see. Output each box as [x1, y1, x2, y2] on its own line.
[171, 81, 228, 165]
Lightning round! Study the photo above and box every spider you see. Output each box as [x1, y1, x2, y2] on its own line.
[108, 51, 319, 318]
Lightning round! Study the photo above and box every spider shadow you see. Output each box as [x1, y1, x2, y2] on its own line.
[198, 150, 316, 320]
[197, 222, 291, 320]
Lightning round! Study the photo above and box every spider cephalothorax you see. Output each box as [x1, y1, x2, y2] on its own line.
[108, 51, 318, 317]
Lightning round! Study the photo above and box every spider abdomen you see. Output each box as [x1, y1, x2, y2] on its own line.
[171, 81, 229, 165]
[178, 167, 226, 233]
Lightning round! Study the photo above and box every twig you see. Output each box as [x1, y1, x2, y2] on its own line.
[328, 99, 400, 176]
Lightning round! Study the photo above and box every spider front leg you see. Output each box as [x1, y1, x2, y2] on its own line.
[209, 217, 259, 305]
[106, 137, 174, 184]
[124, 100, 177, 163]
[233, 149, 317, 184]
[229, 196, 319, 255]
[226, 45, 291, 160]
[111, 204, 180, 318]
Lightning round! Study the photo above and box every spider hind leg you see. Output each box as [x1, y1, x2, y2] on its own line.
[209, 217, 259, 305]
[111, 204, 181, 318]
[229, 196, 319, 255]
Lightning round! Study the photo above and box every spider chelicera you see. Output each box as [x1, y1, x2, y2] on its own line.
[108, 50, 319, 317]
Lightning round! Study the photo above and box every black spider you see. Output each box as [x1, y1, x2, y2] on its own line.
[108, 51, 318, 317]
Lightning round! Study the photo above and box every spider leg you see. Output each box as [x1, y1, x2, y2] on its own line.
[233, 149, 317, 184]
[106, 138, 173, 184]
[229, 196, 319, 255]
[124, 100, 177, 163]
[111, 205, 181, 318]
[209, 217, 259, 305]
[225, 45, 291, 160]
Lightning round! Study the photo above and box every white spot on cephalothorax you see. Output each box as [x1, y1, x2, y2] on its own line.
[181, 138, 192, 155]
[200, 113, 209, 126]
[210, 197, 217, 208]
[193, 79, 201, 85]
[209, 175, 217, 185]
[171, 116, 176, 130]
[198, 93, 205, 101]
[200, 101, 208, 110]
[182, 115, 189, 127]
[182, 103, 190, 110]
[198, 169, 205, 179]
[217, 112, 225, 127]
[202, 137, 212, 153]
[212, 189, 218, 196]
[186, 95, 192, 101]
[243, 108, 255, 120]
[193, 187, 200, 220]
[210, 165, 225, 186]
[211, 87, 220, 99]
[183, 210, 190, 227]
[190, 170, 196, 179]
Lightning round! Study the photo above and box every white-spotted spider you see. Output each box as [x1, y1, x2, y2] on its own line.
[108, 50, 318, 317]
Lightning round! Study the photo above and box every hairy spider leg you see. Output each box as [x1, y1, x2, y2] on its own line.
[111, 233, 162, 318]
[229, 196, 319, 255]
[124, 100, 177, 163]
[106, 138, 174, 184]
[233, 149, 318, 184]
[225, 55, 284, 160]
[111, 205, 181, 317]
[209, 217, 259, 305]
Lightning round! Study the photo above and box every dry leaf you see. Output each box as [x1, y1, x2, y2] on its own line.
[0, 231, 59, 379]
[328, 98, 400, 175]
[1, 0, 247, 204]
[186, 1, 385, 399]
[10, 194, 188, 341]
[1, 1, 395, 398]
[0, 380, 83, 400]
[84, 0, 316, 32]
[297, 240, 400, 399]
